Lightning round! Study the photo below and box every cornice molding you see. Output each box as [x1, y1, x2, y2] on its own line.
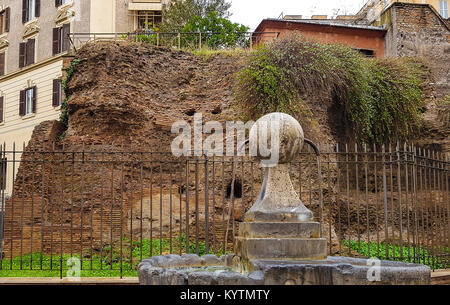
[23, 20, 40, 40]
[0, 36, 9, 51]
[55, 2, 75, 26]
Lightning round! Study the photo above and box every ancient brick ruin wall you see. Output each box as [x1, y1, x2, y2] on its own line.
[384, 3, 450, 98]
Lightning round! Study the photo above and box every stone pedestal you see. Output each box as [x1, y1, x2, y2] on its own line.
[235, 162, 327, 264]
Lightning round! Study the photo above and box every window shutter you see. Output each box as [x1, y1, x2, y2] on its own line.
[62, 23, 71, 52]
[19, 90, 25, 116]
[26, 39, 35, 66]
[0, 96, 3, 123]
[52, 79, 60, 107]
[32, 86, 37, 113]
[19, 43, 26, 68]
[55, 0, 62, 7]
[22, 0, 28, 24]
[5, 7, 10, 32]
[0, 53, 5, 76]
[53, 28, 60, 55]
[35, 0, 40, 18]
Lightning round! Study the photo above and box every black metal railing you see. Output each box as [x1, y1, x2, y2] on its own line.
[67, 31, 281, 52]
[0, 143, 448, 277]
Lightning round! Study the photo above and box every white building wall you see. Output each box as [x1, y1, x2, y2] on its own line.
[0, 58, 63, 196]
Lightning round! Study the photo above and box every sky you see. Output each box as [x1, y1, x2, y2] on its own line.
[229, 0, 369, 30]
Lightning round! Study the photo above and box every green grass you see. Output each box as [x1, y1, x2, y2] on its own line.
[342, 240, 448, 269]
[0, 235, 228, 278]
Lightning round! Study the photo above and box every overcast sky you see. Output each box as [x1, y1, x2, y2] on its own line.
[229, 0, 369, 30]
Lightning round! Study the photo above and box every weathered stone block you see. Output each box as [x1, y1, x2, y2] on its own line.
[235, 237, 328, 261]
[239, 222, 320, 238]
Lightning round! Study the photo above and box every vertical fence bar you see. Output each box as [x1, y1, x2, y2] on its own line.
[139, 151, 143, 260]
[150, 153, 154, 257]
[185, 159, 189, 254]
[346, 144, 351, 256]
[120, 146, 124, 278]
[355, 144, 360, 254]
[195, 158, 199, 255]
[60, 145, 65, 278]
[396, 142, 403, 262]
[100, 145, 105, 269]
[389, 144, 395, 261]
[159, 161, 163, 256]
[404, 143, 411, 262]
[89, 145, 95, 271]
[40, 142, 45, 270]
[221, 156, 226, 254]
[0, 144, 4, 271]
[212, 155, 216, 254]
[109, 146, 114, 270]
[19, 143, 25, 270]
[382, 145, 389, 260]
[336, 144, 342, 254]
[327, 144, 332, 254]
[30, 146, 36, 270]
[364, 144, 370, 257]
[9, 142, 14, 269]
[205, 157, 209, 255]
[374, 143, 380, 257]
[169, 163, 173, 254]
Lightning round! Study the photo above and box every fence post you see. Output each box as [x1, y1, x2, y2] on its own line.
[199, 32, 202, 49]
[157, 33, 160, 46]
[250, 32, 253, 51]
[178, 33, 181, 49]
[382, 144, 389, 260]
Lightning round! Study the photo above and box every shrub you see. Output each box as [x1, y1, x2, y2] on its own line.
[234, 34, 425, 144]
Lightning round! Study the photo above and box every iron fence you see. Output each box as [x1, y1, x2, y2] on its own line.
[0, 143, 448, 277]
[68, 31, 280, 53]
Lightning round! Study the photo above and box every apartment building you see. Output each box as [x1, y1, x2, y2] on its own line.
[0, 0, 169, 196]
[357, 0, 449, 23]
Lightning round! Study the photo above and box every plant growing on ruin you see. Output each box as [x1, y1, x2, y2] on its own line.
[234, 34, 425, 144]
[59, 58, 87, 137]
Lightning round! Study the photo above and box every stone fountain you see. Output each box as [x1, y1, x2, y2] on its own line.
[138, 113, 431, 285]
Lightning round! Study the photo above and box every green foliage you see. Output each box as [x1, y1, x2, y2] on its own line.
[342, 240, 446, 269]
[234, 34, 426, 144]
[181, 12, 249, 49]
[59, 58, 86, 132]
[160, 0, 232, 32]
[437, 95, 450, 105]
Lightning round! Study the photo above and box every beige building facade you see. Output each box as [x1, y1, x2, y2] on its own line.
[357, 0, 449, 23]
[0, 0, 169, 197]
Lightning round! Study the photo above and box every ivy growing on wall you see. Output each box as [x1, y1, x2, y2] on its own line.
[58, 58, 86, 140]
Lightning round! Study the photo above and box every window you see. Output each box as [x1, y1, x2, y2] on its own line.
[0, 158, 6, 190]
[0, 52, 5, 76]
[439, 1, 449, 19]
[25, 88, 33, 115]
[55, 0, 71, 7]
[52, 24, 70, 55]
[22, 0, 40, 24]
[19, 39, 35, 68]
[19, 86, 36, 116]
[0, 7, 10, 34]
[137, 11, 162, 30]
[52, 79, 62, 107]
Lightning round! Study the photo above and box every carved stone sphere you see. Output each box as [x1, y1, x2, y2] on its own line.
[249, 112, 304, 164]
